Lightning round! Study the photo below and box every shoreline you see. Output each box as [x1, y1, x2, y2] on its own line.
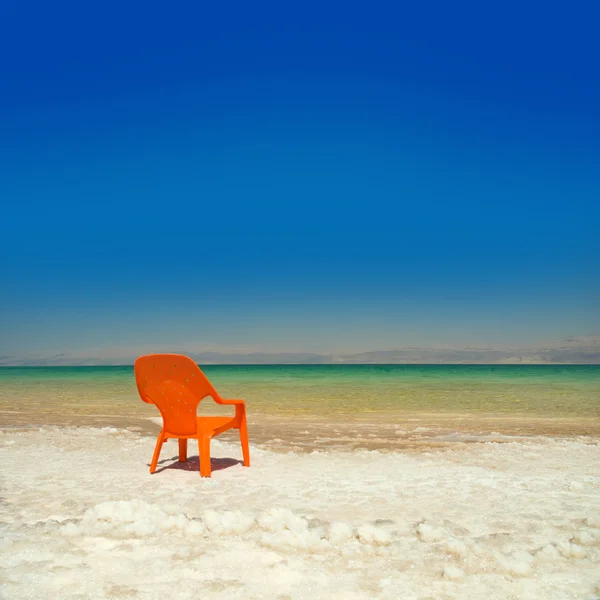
[2, 411, 599, 453]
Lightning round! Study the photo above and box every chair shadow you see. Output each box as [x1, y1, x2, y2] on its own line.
[151, 455, 242, 474]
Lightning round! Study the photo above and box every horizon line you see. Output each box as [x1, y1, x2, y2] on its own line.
[2, 362, 599, 367]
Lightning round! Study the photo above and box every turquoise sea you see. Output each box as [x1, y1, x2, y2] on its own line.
[2, 365, 599, 447]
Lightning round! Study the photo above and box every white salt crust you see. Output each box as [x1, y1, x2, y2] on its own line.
[1, 427, 599, 599]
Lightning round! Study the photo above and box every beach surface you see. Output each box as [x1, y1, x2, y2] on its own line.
[1, 426, 599, 599]
[1, 365, 599, 598]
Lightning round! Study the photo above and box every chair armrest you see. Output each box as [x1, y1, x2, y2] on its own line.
[216, 398, 246, 406]
[216, 398, 246, 423]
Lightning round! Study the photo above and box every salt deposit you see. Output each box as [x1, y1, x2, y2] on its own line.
[1, 427, 599, 599]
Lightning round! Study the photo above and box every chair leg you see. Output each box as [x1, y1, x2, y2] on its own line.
[239, 415, 250, 467]
[178, 438, 188, 462]
[150, 431, 165, 473]
[198, 435, 212, 477]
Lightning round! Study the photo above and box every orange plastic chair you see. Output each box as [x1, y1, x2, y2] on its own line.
[134, 353, 250, 477]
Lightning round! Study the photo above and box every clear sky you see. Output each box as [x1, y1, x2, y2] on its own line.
[1, 1, 599, 357]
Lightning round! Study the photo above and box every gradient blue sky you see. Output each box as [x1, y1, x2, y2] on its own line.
[1, 1, 599, 356]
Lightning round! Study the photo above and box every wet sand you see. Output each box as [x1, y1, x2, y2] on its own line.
[3, 404, 599, 453]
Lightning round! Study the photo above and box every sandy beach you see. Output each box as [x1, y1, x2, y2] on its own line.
[1, 425, 599, 599]
[2, 366, 599, 597]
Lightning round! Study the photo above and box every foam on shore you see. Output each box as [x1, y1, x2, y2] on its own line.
[1, 427, 599, 599]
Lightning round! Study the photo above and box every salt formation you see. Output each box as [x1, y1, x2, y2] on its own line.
[1, 427, 599, 599]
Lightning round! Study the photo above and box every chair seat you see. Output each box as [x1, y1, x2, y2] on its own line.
[196, 415, 237, 435]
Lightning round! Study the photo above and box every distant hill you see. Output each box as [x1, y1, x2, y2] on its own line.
[1, 336, 599, 366]
[334, 336, 600, 364]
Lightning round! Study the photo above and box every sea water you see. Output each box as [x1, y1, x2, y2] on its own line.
[0, 365, 598, 446]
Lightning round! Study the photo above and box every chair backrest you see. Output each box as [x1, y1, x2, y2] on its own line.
[134, 354, 219, 436]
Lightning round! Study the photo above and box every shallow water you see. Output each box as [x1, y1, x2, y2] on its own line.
[1, 365, 599, 449]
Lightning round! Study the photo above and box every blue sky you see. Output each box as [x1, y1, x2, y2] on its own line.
[1, 2, 599, 357]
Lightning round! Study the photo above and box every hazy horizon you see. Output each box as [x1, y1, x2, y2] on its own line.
[2, 335, 599, 366]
